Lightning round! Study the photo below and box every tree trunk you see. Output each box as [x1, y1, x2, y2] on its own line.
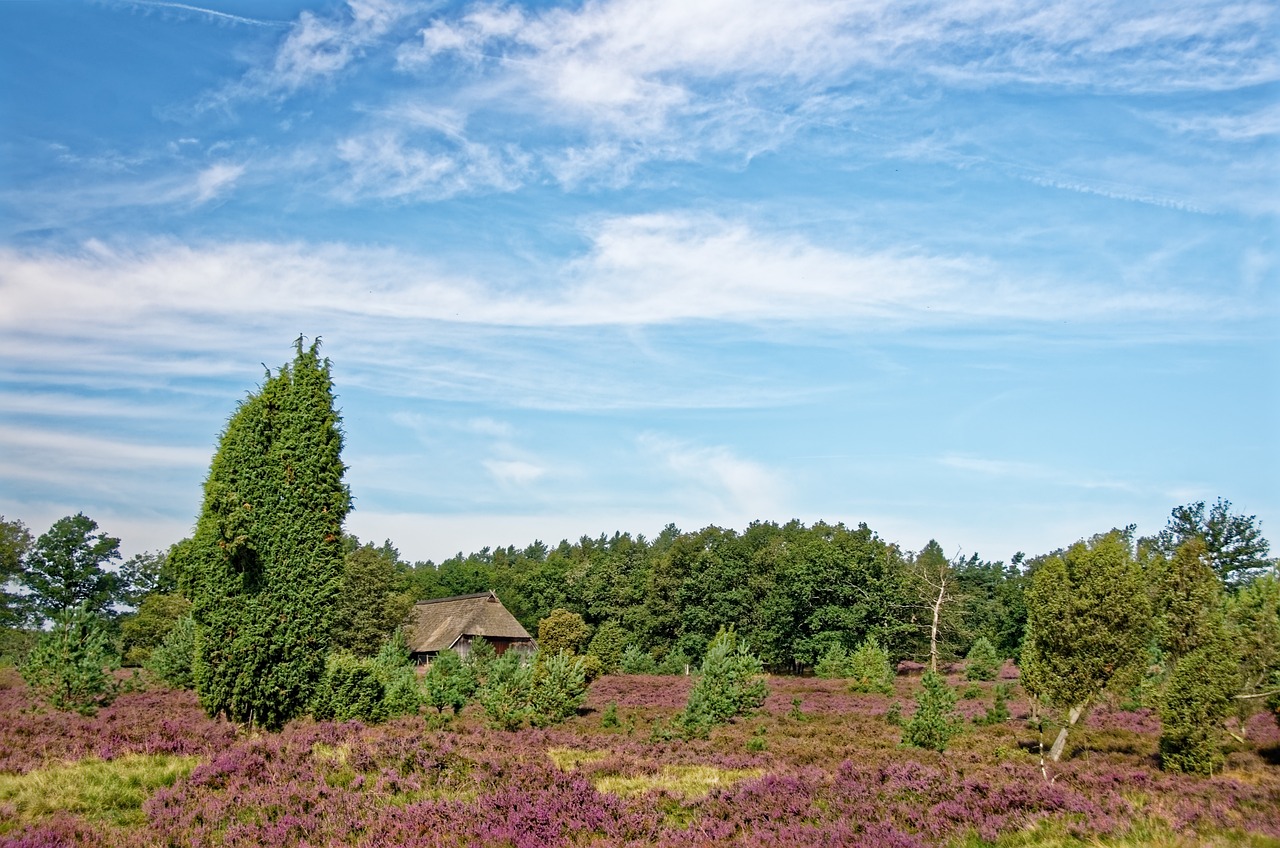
[929, 583, 944, 673]
[1048, 703, 1085, 762]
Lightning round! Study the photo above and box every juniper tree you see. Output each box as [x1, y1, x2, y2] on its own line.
[183, 339, 350, 731]
[1021, 530, 1151, 761]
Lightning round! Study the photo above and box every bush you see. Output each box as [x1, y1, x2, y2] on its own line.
[529, 651, 589, 727]
[21, 604, 118, 715]
[147, 615, 195, 690]
[678, 628, 767, 737]
[423, 649, 475, 715]
[847, 637, 895, 694]
[587, 621, 630, 673]
[537, 609, 591, 656]
[1159, 644, 1239, 775]
[965, 636, 1000, 681]
[814, 643, 852, 679]
[477, 651, 533, 730]
[312, 655, 387, 723]
[977, 683, 1011, 726]
[619, 644, 657, 674]
[372, 631, 421, 719]
[903, 670, 962, 752]
[657, 647, 692, 676]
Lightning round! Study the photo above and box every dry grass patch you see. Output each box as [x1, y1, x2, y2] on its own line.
[0, 753, 200, 829]
[595, 764, 763, 800]
[546, 747, 609, 771]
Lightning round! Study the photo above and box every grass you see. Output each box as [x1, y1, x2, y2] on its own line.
[594, 764, 764, 799]
[951, 819, 1280, 848]
[0, 753, 201, 829]
[546, 747, 609, 771]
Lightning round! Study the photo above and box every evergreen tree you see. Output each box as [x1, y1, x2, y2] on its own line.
[147, 615, 196, 690]
[1021, 530, 1151, 761]
[21, 604, 118, 714]
[679, 627, 768, 737]
[964, 636, 1001, 682]
[902, 670, 962, 752]
[846, 636, 895, 694]
[183, 339, 350, 730]
[1159, 635, 1239, 775]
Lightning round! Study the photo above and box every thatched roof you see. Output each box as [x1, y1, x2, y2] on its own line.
[405, 591, 534, 654]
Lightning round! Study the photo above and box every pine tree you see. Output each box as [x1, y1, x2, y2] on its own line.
[902, 670, 962, 751]
[183, 339, 350, 731]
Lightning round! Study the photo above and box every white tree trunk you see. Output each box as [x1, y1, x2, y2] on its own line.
[1048, 703, 1085, 762]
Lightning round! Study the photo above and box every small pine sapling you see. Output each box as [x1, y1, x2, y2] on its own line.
[965, 636, 1001, 681]
[847, 636, 895, 695]
[20, 604, 118, 715]
[814, 643, 851, 679]
[903, 670, 962, 752]
[424, 649, 475, 715]
[147, 614, 196, 690]
[529, 651, 588, 727]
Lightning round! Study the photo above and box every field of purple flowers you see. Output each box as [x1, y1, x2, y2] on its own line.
[2, 666, 1278, 847]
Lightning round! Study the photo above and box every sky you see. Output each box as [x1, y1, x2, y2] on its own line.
[1, 0, 1277, 567]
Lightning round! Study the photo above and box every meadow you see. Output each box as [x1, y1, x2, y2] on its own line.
[1, 667, 1278, 848]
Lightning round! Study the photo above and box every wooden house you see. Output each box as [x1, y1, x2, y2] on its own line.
[404, 591, 536, 664]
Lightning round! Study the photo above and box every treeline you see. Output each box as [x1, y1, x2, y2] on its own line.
[401, 522, 1026, 672]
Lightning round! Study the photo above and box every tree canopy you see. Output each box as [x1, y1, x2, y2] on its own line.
[19, 513, 121, 623]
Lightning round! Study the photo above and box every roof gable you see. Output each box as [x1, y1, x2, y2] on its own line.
[405, 591, 534, 654]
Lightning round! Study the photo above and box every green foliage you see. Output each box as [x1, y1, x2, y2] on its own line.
[1225, 574, 1280, 726]
[117, 549, 177, 608]
[146, 615, 196, 690]
[657, 647, 692, 676]
[1159, 640, 1239, 775]
[21, 604, 118, 714]
[846, 636, 895, 694]
[466, 636, 496, 677]
[0, 753, 200, 827]
[1155, 498, 1272, 585]
[586, 620, 630, 673]
[184, 340, 351, 731]
[1021, 530, 1151, 715]
[0, 515, 33, 627]
[537, 609, 591, 656]
[120, 593, 191, 667]
[976, 683, 1011, 726]
[813, 643, 851, 679]
[902, 670, 962, 752]
[477, 650, 534, 730]
[1150, 538, 1225, 663]
[601, 701, 619, 728]
[372, 630, 421, 719]
[529, 650, 589, 727]
[423, 649, 475, 714]
[964, 636, 1000, 681]
[312, 654, 387, 723]
[20, 513, 121, 622]
[619, 644, 657, 674]
[332, 543, 413, 657]
[678, 628, 768, 737]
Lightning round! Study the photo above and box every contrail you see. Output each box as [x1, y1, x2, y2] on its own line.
[123, 1, 290, 28]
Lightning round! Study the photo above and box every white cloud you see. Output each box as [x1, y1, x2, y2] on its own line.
[483, 459, 546, 486]
[639, 433, 786, 520]
[193, 162, 245, 204]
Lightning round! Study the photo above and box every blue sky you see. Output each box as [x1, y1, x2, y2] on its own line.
[1, 0, 1276, 565]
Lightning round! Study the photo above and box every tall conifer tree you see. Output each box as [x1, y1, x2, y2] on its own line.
[183, 339, 350, 730]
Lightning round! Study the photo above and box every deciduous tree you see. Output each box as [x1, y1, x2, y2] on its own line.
[20, 514, 121, 622]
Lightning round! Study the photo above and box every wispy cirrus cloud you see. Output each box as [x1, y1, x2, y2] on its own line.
[639, 433, 787, 521]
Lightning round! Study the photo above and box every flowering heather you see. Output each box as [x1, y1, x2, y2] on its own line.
[2, 671, 1278, 846]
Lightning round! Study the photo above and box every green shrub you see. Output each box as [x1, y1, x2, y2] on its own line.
[601, 702, 619, 728]
[847, 637, 895, 695]
[977, 683, 1011, 726]
[619, 644, 657, 674]
[312, 654, 387, 722]
[587, 621, 630, 673]
[371, 630, 420, 718]
[678, 628, 767, 737]
[529, 651, 588, 727]
[814, 643, 851, 679]
[1159, 644, 1239, 775]
[21, 604, 117, 715]
[657, 647, 693, 676]
[537, 609, 591, 656]
[903, 670, 962, 752]
[424, 649, 475, 715]
[146, 615, 195, 690]
[477, 651, 533, 730]
[965, 636, 1001, 681]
